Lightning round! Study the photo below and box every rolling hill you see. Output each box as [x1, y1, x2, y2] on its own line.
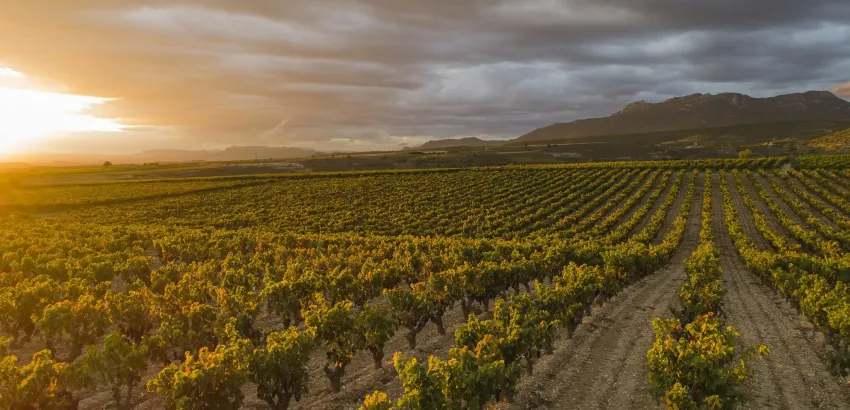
[808, 127, 850, 152]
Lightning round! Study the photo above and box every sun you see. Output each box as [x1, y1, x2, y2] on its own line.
[0, 67, 125, 154]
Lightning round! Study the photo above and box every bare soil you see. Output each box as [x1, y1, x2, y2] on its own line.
[713, 172, 850, 409]
[752, 173, 814, 234]
[32, 170, 850, 410]
[738, 172, 801, 249]
[629, 171, 676, 237]
[650, 171, 693, 246]
[724, 173, 771, 251]
[617, 172, 676, 234]
[609, 171, 661, 227]
[775, 173, 841, 231]
[503, 173, 705, 410]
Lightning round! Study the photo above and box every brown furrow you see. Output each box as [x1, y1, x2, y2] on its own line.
[504, 173, 704, 410]
[716, 174, 850, 409]
[738, 172, 800, 248]
[629, 172, 676, 237]
[651, 171, 692, 246]
[724, 173, 771, 251]
[593, 173, 705, 410]
[753, 172, 814, 234]
[775, 173, 840, 231]
[614, 170, 666, 228]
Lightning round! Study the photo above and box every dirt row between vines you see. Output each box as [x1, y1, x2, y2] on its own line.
[751, 173, 817, 238]
[724, 173, 772, 251]
[714, 173, 850, 409]
[501, 172, 704, 410]
[610, 170, 665, 229]
[738, 172, 803, 250]
[649, 171, 693, 246]
[278, 171, 670, 410]
[821, 170, 850, 195]
[774, 173, 841, 231]
[289, 171, 690, 410]
[627, 171, 676, 237]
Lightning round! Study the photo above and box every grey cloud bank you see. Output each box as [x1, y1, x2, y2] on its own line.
[1, 0, 849, 152]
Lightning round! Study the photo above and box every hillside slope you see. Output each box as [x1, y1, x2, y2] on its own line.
[416, 137, 502, 150]
[516, 91, 850, 143]
[808, 127, 850, 152]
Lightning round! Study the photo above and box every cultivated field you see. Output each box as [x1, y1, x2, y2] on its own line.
[2, 156, 850, 409]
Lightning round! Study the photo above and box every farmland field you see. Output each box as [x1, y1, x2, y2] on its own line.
[2, 156, 850, 409]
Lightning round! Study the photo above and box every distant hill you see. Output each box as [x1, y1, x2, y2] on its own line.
[6, 146, 319, 165]
[808, 127, 850, 152]
[416, 137, 503, 150]
[515, 91, 850, 143]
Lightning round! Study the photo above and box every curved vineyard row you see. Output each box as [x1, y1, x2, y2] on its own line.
[0, 158, 848, 410]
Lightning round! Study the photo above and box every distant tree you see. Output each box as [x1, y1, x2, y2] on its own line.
[738, 149, 752, 159]
[103, 161, 113, 168]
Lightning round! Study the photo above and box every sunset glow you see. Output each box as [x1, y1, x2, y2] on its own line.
[0, 68, 124, 154]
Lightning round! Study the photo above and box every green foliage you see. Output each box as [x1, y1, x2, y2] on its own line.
[392, 353, 445, 410]
[360, 391, 393, 410]
[303, 296, 362, 392]
[2, 158, 842, 410]
[385, 284, 435, 349]
[250, 328, 314, 410]
[80, 331, 149, 410]
[157, 301, 222, 359]
[0, 350, 79, 410]
[677, 244, 725, 322]
[108, 287, 159, 344]
[358, 305, 397, 369]
[36, 292, 111, 361]
[0, 276, 62, 343]
[647, 314, 770, 409]
[391, 336, 519, 410]
[455, 295, 557, 376]
[146, 325, 251, 410]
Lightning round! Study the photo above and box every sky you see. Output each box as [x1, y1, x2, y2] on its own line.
[1, 0, 850, 155]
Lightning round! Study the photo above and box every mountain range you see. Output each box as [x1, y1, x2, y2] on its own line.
[5, 90, 850, 165]
[514, 90, 850, 143]
[416, 90, 850, 149]
[414, 137, 503, 150]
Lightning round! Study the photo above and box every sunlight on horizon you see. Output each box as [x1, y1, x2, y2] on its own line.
[0, 67, 126, 155]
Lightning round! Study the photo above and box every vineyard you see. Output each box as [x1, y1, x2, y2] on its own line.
[2, 156, 850, 409]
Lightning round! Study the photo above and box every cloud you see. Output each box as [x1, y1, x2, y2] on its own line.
[833, 81, 850, 98]
[0, 67, 23, 78]
[1, 1, 850, 152]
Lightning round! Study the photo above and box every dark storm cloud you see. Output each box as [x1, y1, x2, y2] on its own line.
[1, 0, 849, 151]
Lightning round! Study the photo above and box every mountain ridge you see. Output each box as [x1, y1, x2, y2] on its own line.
[515, 90, 850, 143]
[414, 137, 503, 150]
